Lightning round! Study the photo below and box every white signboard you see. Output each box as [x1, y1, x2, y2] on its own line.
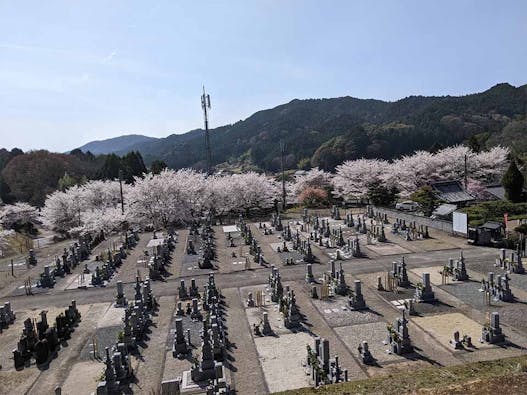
[453, 211, 468, 235]
[222, 225, 239, 234]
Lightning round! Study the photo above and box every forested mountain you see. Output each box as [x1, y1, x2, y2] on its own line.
[80, 83, 526, 172]
[75, 134, 158, 155]
[0, 149, 148, 206]
[3, 83, 526, 206]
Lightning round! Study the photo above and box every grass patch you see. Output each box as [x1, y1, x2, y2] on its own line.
[275, 355, 527, 394]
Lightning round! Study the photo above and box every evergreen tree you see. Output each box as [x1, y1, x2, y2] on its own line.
[410, 186, 440, 217]
[367, 181, 399, 207]
[150, 159, 167, 175]
[502, 159, 525, 203]
[122, 151, 147, 182]
[58, 172, 77, 191]
[0, 176, 13, 204]
[97, 154, 121, 180]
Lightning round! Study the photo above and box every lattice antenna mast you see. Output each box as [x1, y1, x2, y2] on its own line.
[201, 86, 212, 174]
[280, 140, 286, 210]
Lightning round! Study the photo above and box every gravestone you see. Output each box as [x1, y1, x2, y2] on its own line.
[481, 312, 505, 344]
[358, 341, 374, 364]
[115, 281, 127, 307]
[305, 264, 315, 283]
[385, 311, 413, 355]
[349, 280, 367, 310]
[172, 318, 189, 358]
[414, 272, 435, 302]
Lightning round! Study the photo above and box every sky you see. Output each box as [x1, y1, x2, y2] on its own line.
[1, 0, 526, 152]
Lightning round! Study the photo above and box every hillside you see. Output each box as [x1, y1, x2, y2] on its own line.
[278, 354, 527, 395]
[76, 83, 527, 171]
[76, 134, 158, 155]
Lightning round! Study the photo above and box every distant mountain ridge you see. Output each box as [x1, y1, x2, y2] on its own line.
[75, 83, 527, 171]
[75, 134, 158, 155]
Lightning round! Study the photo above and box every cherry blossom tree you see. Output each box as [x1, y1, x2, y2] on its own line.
[0, 229, 15, 251]
[333, 159, 389, 199]
[0, 202, 39, 229]
[385, 151, 438, 196]
[198, 175, 238, 218]
[298, 187, 328, 207]
[78, 180, 124, 211]
[292, 168, 333, 196]
[470, 146, 509, 183]
[384, 145, 509, 196]
[41, 186, 84, 234]
[39, 144, 508, 235]
[71, 206, 129, 237]
[126, 169, 203, 228]
[466, 178, 493, 200]
[225, 172, 279, 213]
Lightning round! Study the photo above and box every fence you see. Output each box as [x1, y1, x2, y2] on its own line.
[372, 206, 455, 234]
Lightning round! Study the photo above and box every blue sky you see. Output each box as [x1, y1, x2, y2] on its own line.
[1, 0, 526, 152]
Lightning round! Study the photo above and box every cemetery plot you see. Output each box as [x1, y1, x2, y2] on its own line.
[0, 304, 89, 372]
[466, 248, 527, 293]
[365, 207, 463, 252]
[382, 226, 459, 253]
[413, 312, 495, 351]
[303, 259, 380, 327]
[269, 241, 304, 265]
[10, 231, 140, 296]
[162, 313, 203, 378]
[438, 280, 508, 311]
[257, 332, 313, 393]
[239, 280, 315, 392]
[0, 237, 92, 293]
[436, 276, 527, 335]
[181, 220, 218, 273]
[162, 273, 232, 394]
[216, 227, 255, 273]
[310, 297, 382, 327]
[362, 237, 412, 256]
[291, 214, 364, 260]
[382, 289, 454, 316]
[79, 305, 125, 361]
[470, 266, 527, 293]
[411, 266, 448, 286]
[335, 322, 419, 365]
[360, 269, 455, 317]
[60, 361, 111, 395]
[142, 231, 177, 280]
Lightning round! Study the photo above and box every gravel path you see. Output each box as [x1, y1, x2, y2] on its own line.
[223, 287, 268, 395]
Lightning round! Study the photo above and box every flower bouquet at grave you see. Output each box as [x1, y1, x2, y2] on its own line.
[306, 345, 316, 365]
[441, 265, 453, 277]
[415, 282, 424, 290]
[279, 298, 287, 315]
[386, 324, 398, 341]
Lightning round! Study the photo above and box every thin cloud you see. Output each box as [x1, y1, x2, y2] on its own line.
[102, 51, 117, 63]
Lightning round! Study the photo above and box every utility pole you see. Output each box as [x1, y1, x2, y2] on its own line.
[119, 169, 125, 215]
[280, 140, 286, 211]
[201, 86, 212, 174]
[464, 154, 468, 190]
